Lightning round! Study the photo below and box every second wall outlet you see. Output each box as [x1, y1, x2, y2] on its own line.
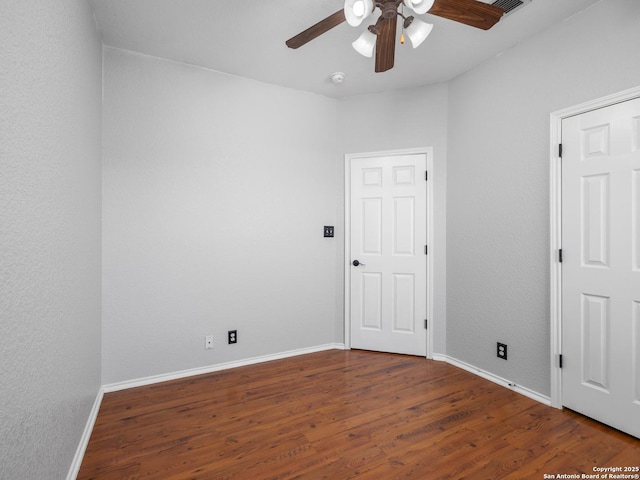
[497, 342, 507, 360]
[228, 330, 237, 344]
[205, 335, 214, 350]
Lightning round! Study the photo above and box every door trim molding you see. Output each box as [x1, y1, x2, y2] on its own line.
[344, 147, 434, 359]
[549, 85, 640, 408]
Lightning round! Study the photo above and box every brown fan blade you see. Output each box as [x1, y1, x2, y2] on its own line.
[375, 17, 396, 73]
[286, 9, 346, 49]
[429, 0, 504, 30]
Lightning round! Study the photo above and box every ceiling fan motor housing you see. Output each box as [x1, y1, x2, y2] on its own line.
[380, 1, 399, 18]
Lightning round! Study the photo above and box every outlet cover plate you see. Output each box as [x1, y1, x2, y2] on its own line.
[497, 342, 507, 360]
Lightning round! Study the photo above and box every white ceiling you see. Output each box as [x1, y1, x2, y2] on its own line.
[90, 0, 601, 98]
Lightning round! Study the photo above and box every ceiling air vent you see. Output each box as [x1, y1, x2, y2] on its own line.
[492, 0, 531, 16]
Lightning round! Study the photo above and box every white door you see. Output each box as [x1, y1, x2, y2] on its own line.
[561, 97, 640, 438]
[349, 153, 427, 356]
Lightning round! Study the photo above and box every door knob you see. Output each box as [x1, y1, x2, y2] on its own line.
[352, 260, 365, 266]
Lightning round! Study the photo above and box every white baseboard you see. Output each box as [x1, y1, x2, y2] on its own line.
[433, 353, 551, 406]
[102, 343, 346, 393]
[66, 387, 104, 480]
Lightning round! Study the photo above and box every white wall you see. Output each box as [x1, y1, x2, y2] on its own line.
[0, 1, 102, 478]
[446, 0, 640, 396]
[337, 84, 448, 354]
[102, 48, 341, 384]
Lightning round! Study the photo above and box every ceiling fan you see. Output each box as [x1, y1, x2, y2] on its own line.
[286, 0, 504, 73]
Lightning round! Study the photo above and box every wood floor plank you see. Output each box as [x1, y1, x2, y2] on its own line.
[78, 350, 639, 479]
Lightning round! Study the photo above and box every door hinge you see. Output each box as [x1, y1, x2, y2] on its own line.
[558, 248, 563, 263]
[559, 354, 563, 369]
[425, 171, 428, 181]
[425, 245, 428, 255]
[424, 319, 428, 329]
[559, 143, 563, 158]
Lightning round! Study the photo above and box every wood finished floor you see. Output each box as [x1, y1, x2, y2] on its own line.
[78, 350, 639, 479]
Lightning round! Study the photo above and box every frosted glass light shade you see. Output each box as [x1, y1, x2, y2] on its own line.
[405, 18, 433, 48]
[344, 0, 374, 26]
[403, 0, 435, 14]
[352, 29, 377, 57]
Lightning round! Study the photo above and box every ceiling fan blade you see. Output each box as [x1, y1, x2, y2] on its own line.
[375, 17, 396, 73]
[429, 0, 504, 30]
[286, 9, 346, 49]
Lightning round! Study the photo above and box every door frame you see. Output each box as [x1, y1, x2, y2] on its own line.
[344, 147, 434, 359]
[549, 85, 640, 408]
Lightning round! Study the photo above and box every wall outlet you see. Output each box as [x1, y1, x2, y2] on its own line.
[497, 342, 507, 360]
[205, 335, 214, 349]
[228, 330, 237, 344]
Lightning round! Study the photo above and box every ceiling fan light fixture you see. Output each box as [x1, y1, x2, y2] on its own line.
[286, 0, 504, 73]
[405, 17, 433, 48]
[403, 0, 435, 15]
[352, 28, 377, 57]
[344, 0, 374, 27]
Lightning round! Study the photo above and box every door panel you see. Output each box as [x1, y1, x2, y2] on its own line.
[634, 169, 640, 271]
[349, 153, 427, 356]
[392, 273, 415, 332]
[580, 293, 610, 392]
[393, 197, 415, 255]
[581, 173, 610, 267]
[361, 272, 382, 330]
[635, 301, 640, 403]
[362, 198, 382, 254]
[562, 97, 640, 438]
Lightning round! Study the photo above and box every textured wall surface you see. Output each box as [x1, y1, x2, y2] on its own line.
[0, 1, 102, 479]
[446, 0, 640, 396]
[337, 83, 449, 355]
[102, 48, 340, 385]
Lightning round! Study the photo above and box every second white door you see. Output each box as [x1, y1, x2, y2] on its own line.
[349, 153, 428, 356]
[561, 96, 640, 438]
